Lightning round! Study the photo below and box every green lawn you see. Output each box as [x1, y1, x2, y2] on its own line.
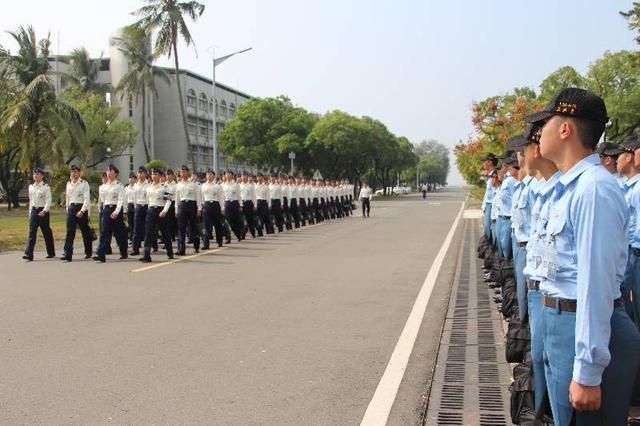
[0, 212, 69, 252]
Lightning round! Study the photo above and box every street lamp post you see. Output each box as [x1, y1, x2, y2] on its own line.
[289, 151, 296, 175]
[210, 47, 252, 172]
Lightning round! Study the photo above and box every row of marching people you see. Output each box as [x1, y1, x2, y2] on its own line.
[23, 164, 356, 263]
[477, 88, 640, 425]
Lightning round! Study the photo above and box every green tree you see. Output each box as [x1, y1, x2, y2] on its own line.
[538, 66, 586, 103]
[621, 2, 640, 44]
[0, 26, 85, 171]
[60, 87, 137, 168]
[146, 159, 168, 172]
[585, 50, 640, 141]
[60, 47, 110, 93]
[132, 0, 205, 170]
[113, 25, 170, 163]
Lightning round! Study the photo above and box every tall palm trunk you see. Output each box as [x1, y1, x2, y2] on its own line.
[172, 39, 197, 170]
[141, 86, 151, 162]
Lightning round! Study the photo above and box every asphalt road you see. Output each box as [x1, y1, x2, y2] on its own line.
[0, 190, 466, 425]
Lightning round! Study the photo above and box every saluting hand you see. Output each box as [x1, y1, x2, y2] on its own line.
[569, 380, 601, 412]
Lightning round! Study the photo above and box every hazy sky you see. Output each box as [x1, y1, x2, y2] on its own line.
[0, 0, 637, 184]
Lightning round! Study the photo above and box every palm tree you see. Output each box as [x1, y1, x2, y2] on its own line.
[0, 26, 85, 170]
[132, 0, 205, 170]
[60, 47, 110, 93]
[113, 25, 170, 163]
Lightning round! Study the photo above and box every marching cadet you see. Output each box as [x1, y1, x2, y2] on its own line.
[522, 122, 560, 413]
[358, 180, 373, 218]
[526, 88, 640, 425]
[240, 171, 258, 239]
[328, 180, 337, 219]
[596, 142, 626, 188]
[320, 180, 330, 221]
[347, 179, 355, 211]
[165, 169, 177, 242]
[61, 164, 93, 261]
[97, 172, 113, 255]
[23, 167, 55, 261]
[333, 180, 343, 218]
[341, 179, 352, 217]
[175, 165, 202, 255]
[280, 174, 293, 230]
[125, 172, 137, 243]
[288, 175, 301, 228]
[131, 166, 150, 256]
[495, 152, 517, 259]
[305, 177, 316, 224]
[140, 168, 174, 262]
[310, 178, 321, 223]
[255, 172, 273, 235]
[618, 136, 640, 325]
[480, 153, 498, 241]
[222, 170, 244, 241]
[201, 169, 225, 248]
[269, 173, 285, 232]
[296, 176, 308, 226]
[94, 164, 128, 262]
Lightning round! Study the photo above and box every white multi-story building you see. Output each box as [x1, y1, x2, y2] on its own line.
[52, 29, 251, 176]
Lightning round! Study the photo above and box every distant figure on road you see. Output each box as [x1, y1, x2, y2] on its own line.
[23, 167, 55, 261]
[421, 183, 428, 199]
[358, 181, 373, 218]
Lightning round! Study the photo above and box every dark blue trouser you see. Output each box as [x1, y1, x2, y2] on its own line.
[126, 203, 135, 242]
[25, 208, 55, 257]
[203, 201, 224, 247]
[361, 198, 370, 216]
[144, 206, 173, 260]
[133, 204, 147, 252]
[242, 200, 257, 238]
[256, 200, 273, 234]
[224, 200, 244, 240]
[96, 206, 127, 257]
[290, 198, 300, 227]
[542, 304, 640, 425]
[177, 200, 199, 254]
[622, 247, 640, 325]
[298, 198, 307, 225]
[63, 204, 92, 258]
[271, 199, 284, 231]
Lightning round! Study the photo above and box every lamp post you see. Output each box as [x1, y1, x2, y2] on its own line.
[210, 47, 252, 172]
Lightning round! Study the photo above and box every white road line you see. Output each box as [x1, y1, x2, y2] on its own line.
[360, 200, 466, 426]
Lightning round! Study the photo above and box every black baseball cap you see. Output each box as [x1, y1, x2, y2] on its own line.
[524, 123, 542, 143]
[620, 136, 640, 153]
[151, 167, 163, 175]
[108, 164, 119, 175]
[524, 88, 609, 125]
[507, 136, 527, 153]
[480, 152, 497, 161]
[166, 168, 174, 175]
[138, 166, 148, 174]
[33, 167, 44, 174]
[129, 172, 136, 179]
[180, 165, 189, 172]
[70, 164, 81, 171]
[596, 142, 623, 157]
[206, 168, 215, 174]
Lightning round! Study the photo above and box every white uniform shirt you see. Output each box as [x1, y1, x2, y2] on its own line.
[165, 181, 177, 202]
[66, 178, 90, 213]
[269, 183, 283, 203]
[28, 182, 51, 212]
[255, 183, 271, 206]
[288, 184, 298, 200]
[102, 180, 125, 214]
[222, 181, 241, 202]
[125, 185, 135, 205]
[175, 179, 203, 211]
[240, 182, 257, 205]
[146, 183, 171, 215]
[201, 181, 225, 205]
[134, 180, 151, 205]
[359, 187, 373, 200]
[310, 185, 320, 199]
[98, 183, 107, 208]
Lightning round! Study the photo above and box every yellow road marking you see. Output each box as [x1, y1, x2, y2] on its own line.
[131, 247, 227, 273]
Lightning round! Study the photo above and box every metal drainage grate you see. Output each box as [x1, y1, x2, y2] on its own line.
[424, 219, 511, 426]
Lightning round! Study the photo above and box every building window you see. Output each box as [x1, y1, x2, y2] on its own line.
[199, 93, 208, 110]
[215, 100, 219, 115]
[187, 115, 196, 134]
[187, 89, 197, 107]
[209, 98, 214, 113]
[229, 103, 236, 118]
[199, 126, 208, 137]
[220, 100, 227, 119]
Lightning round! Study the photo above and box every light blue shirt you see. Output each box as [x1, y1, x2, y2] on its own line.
[491, 182, 502, 221]
[615, 172, 627, 189]
[512, 175, 535, 242]
[510, 179, 523, 228]
[624, 174, 640, 247]
[523, 173, 560, 282]
[539, 154, 628, 386]
[497, 173, 516, 216]
[482, 178, 496, 210]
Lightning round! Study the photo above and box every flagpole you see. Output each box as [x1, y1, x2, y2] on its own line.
[212, 48, 218, 172]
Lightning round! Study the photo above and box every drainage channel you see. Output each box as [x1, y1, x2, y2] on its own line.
[423, 218, 511, 426]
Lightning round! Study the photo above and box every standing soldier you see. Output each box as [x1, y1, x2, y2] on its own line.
[165, 169, 178, 242]
[596, 142, 626, 188]
[23, 167, 55, 261]
[201, 169, 225, 248]
[319, 179, 330, 221]
[131, 166, 150, 256]
[97, 172, 113, 255]
[222, 170, 244, 241]
[255, 172, 273, 235]
[280, 174, 293, 230]
[269, 173, 285, 232]
[139, 168, 174, 262]
[240, 171, 258, 239]
[175, 165, 202, 255]
[310, 178, 321, 223]
[94, 164, 128, 262]
[480, 153, 498, 241]
[61, 164, 92, 262]
[358, 180, 373, 218]
[125, 172, 137, 244]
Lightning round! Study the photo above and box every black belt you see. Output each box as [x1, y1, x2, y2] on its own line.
[31, 207, 45, 210]
[105, 204, 117, 208]
[135, 204, 148, 208]
[543, 295, 624, 313]
[527, 280, 539, 291]
[70, 202, 84, 207]
[180, 200, 196, 203]
[498, 215, 511, 219]
[204, 200, 220, 204]
[127, 202, 134, 206]
[517, 241, 527, 248]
